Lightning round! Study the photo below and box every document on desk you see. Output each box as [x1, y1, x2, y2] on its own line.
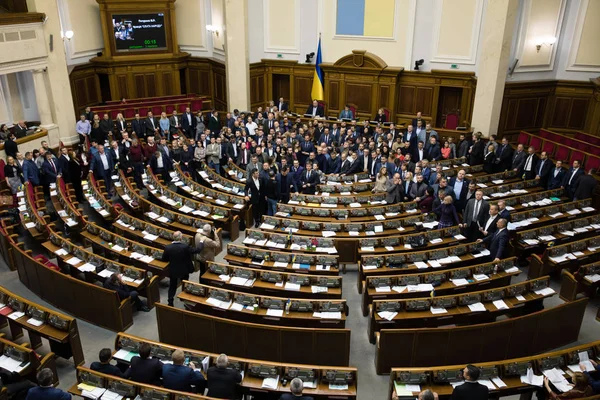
[113, 348, 138, 362]
[375, 286, 391, 293]
[473, 274, 489, 281]
[428, 260, 441, 268]
[450, 381, 465, 388]
[266, 309, 284, 317]
[206, 297, 231, 310]
[259, 223, 275, 230]
[140, 256, 155, 264]
[414, 261, 429, 269]
[534, 287, 555, 296]
[493, 299, 509, 310]
[430, 306, 448, 315]
[454, 234, 466, 240]
[477, 379, 497, 390]
[392, 286, 407, 293]
[451, 278, 469, 286]
[492, 377, 507, 388]
[504, 266, 520, 273]
[473, 249, 491, 258]
[579, 351, 595, 371]
[80, 387, 106, 399]
[468, 302, 486, 312]
[329, 383, 349, 390]
[230, 303, 245, 312]
[377, 311, 398, 321]
[273, 261, 288, 268]
[311, 286, 328, 293]
[348, 231, 359, 236]
[78, 263, 97, 273]
[322, 230, 337, 237]
[0, 355, 29, 373]
[24, 222, 36, 229]
[229, 277, 248, 286]
[362, 265, 378, 270]
[143, 234, 159, 242]
[521, 368, 544, 386]
[360, 246, 375, 252]
[319, 311, 342, 319]
[284, 282, 301, 291]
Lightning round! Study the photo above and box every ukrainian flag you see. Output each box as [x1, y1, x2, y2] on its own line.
[311, 37, 324, 101]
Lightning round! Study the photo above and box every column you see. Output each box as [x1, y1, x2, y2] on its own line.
[223, 0, 250, 111]
[470, 0, 519, 137]
[31, 69, 54, 127]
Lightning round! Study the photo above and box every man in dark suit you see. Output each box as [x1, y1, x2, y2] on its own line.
[169, 110, 182, 140]
[206, 353, 243, 399]
[289, 159, 304, 189]
[42, 152, 60, 189]
[403, 125, 418, 152]
[4, 132, 19, 158]
[144, 111, 160, 137]
[497, 200, 511, 222]
[163, 349, 205, 393]
[280, 378, 314, 400]
[305, 100, 324, 117]
[574, 168, 597, 200]
[276, 97, 288, 113]
[411, 111, 423, 129]
[14, 120, 28, 138]
[478, 219, 509, 263]
[457, 134, 471, 159]
[124, 342, 163, 386]
[535, 151, 553, 189]
[511, 144, 526, 175]
[237, 145, 251, 169]
[469, 134, 485, 166]
[522, 146, 539, 180]
[244, 168, 265, 228]
[547, 160, 565, 190]
[495, 137, 514, 172]
[131, 113, 145, 139]
[426, 136, 442, 161]
[263, 112, 277, 133]
[57, 147, 71, 183]
[357, 149, 373, 175]
[461, 190, 489, 241]
[162, 231, 203, 306]
[450, 364, 489, 400]
[479, 204, 501, 238]
[208, 110, 220, 134]
[300, 162, 319, 194]
[91, 348, 123, 377]
[85, 106, 95, 122]
[339, 152, 353, 176]
[326, 151, 341, 174]
[26, 369, 71, 400]
[99, 113, 113, 143]
[90, 144, 115, 194]
[412, 141, 429, 163]
[181, 107, 196, 138]
[562, 160, 585, 199]
[448, 170, 470, 213]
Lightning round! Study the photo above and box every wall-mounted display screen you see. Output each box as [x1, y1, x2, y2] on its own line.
[112, 13, 167, 52]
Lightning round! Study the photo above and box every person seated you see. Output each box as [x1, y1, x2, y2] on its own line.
[25, 368, 70, 400]
[393, 388, 438, 400]
[206, 353, 243, 399]
[123, 342, 163, 386]
[163, 349, 205, 393]
[544, 372, 593, 399]
[582, 359, 600, 395]
[90, 348, 124, 377]
[450, 364, 488, 400]
[103, 273, 150, 312]
[279, 377, 314, 400]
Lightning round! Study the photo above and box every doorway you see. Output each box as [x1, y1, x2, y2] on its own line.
[272, 74, 290, 103]
[436, 87, 462, 128]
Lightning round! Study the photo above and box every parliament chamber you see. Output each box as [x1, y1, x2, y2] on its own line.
[0, 0, 599, 399]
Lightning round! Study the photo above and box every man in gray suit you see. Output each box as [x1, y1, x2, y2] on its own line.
[168, 111, 182, 140]
[511, 144, 526, 175]
[206, 137, 221, 173]
[460, 189, 489, 241]
[385, 173, 405, 204]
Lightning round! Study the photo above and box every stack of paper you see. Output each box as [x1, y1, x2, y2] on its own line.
[467, 302, 486, 312]
[521, 368, 544, 387]
[0, 355, 29, 373]
[79, 386, 105, 399]
[473, 274, 489, 281]
[318, 311, 343, 319]
[375, 286, 391, 293]
[113, 348, 139, 362]
[534, 287, 556, 296]
[284, 282, 301, 291]
[493, 299, 509, 310]
[230, 277, 248, 286]
[206, 297, 232, 310]
[543, 368, 572, 392]
[430, 306, 448, 315]
[78, 263, 97, 273]
[377, 311, 398, 321]
[266, 309, 284, 317]
[451, 278, 469, 286]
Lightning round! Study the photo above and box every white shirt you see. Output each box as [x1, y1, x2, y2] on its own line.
[484, 214, 496, 232]
[174, 116, 178, 126]
[246, 122, 258, 136]
[187, 113, 192, 124]
[100, 153, 109, 170]
[312, 106, 318, 116]
[113, 148, 119, 160]
[568, 168, 579, 185]
[524, 154, 534, 171]
[157, 156, 164, 168]
[253, 177, 260, 191]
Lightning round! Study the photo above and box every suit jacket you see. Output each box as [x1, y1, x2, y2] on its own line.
[144, 117, 159, 135]
[457, 140, 470, 158]
[448, 177, 470, 212]
[385, 181, 405, 204]
[208, 115, 220, 134]
[4, 138, 18, 158]
[305, 105, 324, 117]
[535, 159, 553, 188]
[463, 198, 490, 227]
[470, 141, 485, 165]
[481, 214, 501, 237]
[206, 143, 221, 164]
[450, 381, 489, 400]
[182, 112, 197, 132]
[326, 156, 341, 174]
[169, 116, 182, 133]
[409, 181, 428, 200]
[482, 228, 509, 259]
[511, 151, 526, 173]
[42, 159, 60, 184]
[496, 144, 514, 171]
[150, 154, 172, 173]
[263, 119, 277, 132]
[99, 118, 114, 137]
[574, 174, 597, 200]
[57, 155, 70, 182]
[499, 208, 511, 222]
[427, 143, 442, 161]
[402, 131, 418, 151]
[206, 366, 243, 399]
[14, 124, 28, 138]
[91, 361, 123, 377]
[244, 177, 265, 204]
[161, 241, 202, 279]
[300, 170, 319, 194]
[340, 159, 353, 175]
[562, 167, 584, 188]
[132, 119, 145, 138]
[23, 159, 40, 186]
[402, 180, 415, 201]
[25, 386, 71, 400]
[276, 101, 289, 112]
[522, 153, 539, 180]
[90, 152, 114, 177]
[548, 167, 566, 190]
[356, 155, 373, 175]
[124, 356, 163, 386]
[162, 364, 205, 393]
[483, 152, 496, 174]
[412, 147, 429, 163]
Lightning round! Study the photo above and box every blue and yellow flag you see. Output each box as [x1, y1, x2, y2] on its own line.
[311, 37, 324, 100]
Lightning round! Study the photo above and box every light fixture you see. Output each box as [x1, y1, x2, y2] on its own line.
[206, 25, 219, 37]
[535, 36, 556, 53]
[61, 30, 74, 40]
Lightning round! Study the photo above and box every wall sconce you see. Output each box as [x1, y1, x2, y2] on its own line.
[61, 30, 74, 41]
[206, 25, 219, 37]
[535, 36, 556, 52]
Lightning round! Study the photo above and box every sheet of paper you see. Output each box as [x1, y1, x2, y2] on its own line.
[261, 376, 279, 389]
[414, 261, 429, 269]
[273, 261, 288, 268]
[266, 308, 284, 317]
[229, 277, 248, 286]
[392, 286, 407, 293]
[284, 282, 301, 291]
[66, 257, 82, 266]
[430, 307, 448, 314]
[468, 302, 486, 312]
[473, 274, 489, 281]
[492, 377, 507, 388]
[322, 231, 337, 237]
[452, 278, 469, 286]
[515, 294, 526, 301]
[375, 286, 391, 293]
[493, 299, 509, 310]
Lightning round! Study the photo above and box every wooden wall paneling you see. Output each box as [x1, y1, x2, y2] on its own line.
[550, 97, 572, 128]
[329, 81, 340, 112]
[569, 98, 589, 130]
[345, 82, 373, 114]
[116, 75, 129, 100]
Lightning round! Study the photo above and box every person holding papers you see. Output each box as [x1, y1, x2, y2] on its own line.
[163, 349, 205, 393]
[477, 218, 509, 263]
[582, 359, 600, 395]
[544, 372, 592, 399]
[123, 342, 163, 386]
[25, 369, 71, 400]
[279, 378, 313, 400]
[450, 365, 488, 400]
[195, 224, 221, 274]
[162, 231, 204, 306]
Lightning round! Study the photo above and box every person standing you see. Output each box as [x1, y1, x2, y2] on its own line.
[194, 224, 221, 275]
[477, 219, 509, 263]
[161, 231, 203, 306]
[244, 168, 265, 228]
[264, 170, 280, 216]
[23, 151, 40, 187]
[90, 144, 115, 195]
[562, 160, 584, 200]
[206, 354, 243, 399]
[76, 114, 91, 145]
[460, 190, 489, 241]
[574, 168, 597, 200]
[68, 149, 84, 202]
[4, 156, 23, 194]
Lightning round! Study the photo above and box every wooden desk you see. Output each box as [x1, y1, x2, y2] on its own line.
[156, 303, 352, 367]
[528, 235, 600, 278]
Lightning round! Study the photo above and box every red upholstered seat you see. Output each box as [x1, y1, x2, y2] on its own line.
[190, 99, 203, 112]
[542, 141, 555, 156]
[165, 105, 175, 114]
[178, 103, 188, 113]
[152, 106, 163, 116]
[138, 107, 149, 117]
[0, 160, 5, 181]
[555, 146, 569, 162]
[317, 101, 327, 116]
[382, 107, 390, 122]
[569, 150, 584, 165]
[445, 113, 459, 130]
[539, 130, 550, 138]
[529, 136, 542, 150]
[347, 103, 357, 118]
[124, 108, 135, 119]
[110, 110, 120, 120]
[518, 132, 529, 146]
[585, 156, 600, 171]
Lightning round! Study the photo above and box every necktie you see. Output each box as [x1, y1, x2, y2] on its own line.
[151, 119, 155, 129]
[474, 201, 480, 220]
[525, 155, 532, 171]
[51, 160, 56, 173]
[569, 169, 577, 185]
[307, 171, 311, 180]
[538, 160, 544, 175]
